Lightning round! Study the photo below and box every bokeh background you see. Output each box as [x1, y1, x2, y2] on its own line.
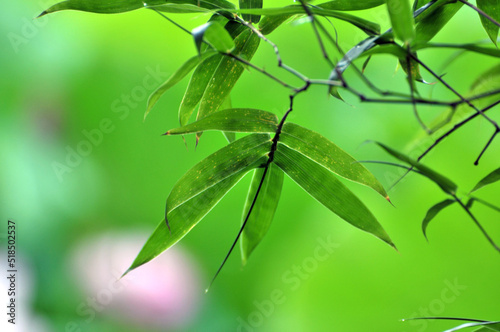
[1, 1, 499, 331]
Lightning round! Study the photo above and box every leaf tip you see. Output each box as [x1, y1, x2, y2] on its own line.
[36, 11, 48, 18]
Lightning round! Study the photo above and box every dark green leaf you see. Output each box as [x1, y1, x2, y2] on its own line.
[477, 0, 500, 45]
[386, 0, 415, 43]
[145, 51, 216, 120]
[125, 134, 272, 273]
[470, 167, 500, 193]
[281, 123, 390, 199]
[274, 144, 395, 248]
[414, 0, 463, 43]
[241, 164, 284, 264]
[240, 0, 263, 23]
[375, 142, 458, 195]
[259, 14, 294, 35]
[192, 21, 235, 55]
[165, 108, 279, 135]
[413, 41, 500, 57]
[421, 199, 455, 240]
[317, 0, 385, 11]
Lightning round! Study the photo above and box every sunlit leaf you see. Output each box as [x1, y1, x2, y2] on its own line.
[218, 95, 236, 143]
[386, 0, 415, 43]
[165, 108, 279, 135]
[281, 123, 390, 199]
[375, 142, 458, 195]
[477, 0, 500, 46]
[125, 134, 272, 273]
[421, 199, 455, 240]
[443, 321, 500, 332]
[193, 21, 235, 55]
[240, 0, 263, 23]
[470, 167, 500, 193]
[39, 0, 235, 17]
[317, 0, 385, 11]
[145, 50, 216, 120]
[274, 144, 395, 248]
[241, 164, 284, 264]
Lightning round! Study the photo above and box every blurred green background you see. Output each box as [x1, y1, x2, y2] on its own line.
[1, 1, 499, 331]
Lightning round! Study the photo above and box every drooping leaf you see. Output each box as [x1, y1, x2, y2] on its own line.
[477, 0, 500, 46]
[145, 50, 216, 120]
[193, 21, 235, 55]
[241, 163, 284, 264]
[196, 28, 261, 140]
[414, 0, 463, 43]
[375, 142, 458, 195]
[421, 199, 455, 240]
[38, 0, 235, 17]
[125, 134, 272, 273]
[259, 14, 294, 35]
[240, 0, 263, 23]
[280, 123, 390, 199]
[274, 144, 395, 248]
[466, 197, 500, 213]
[470, 167, 500, 193]
[386, 0, 415, 44]
[165, 108, 279, 135]
[317, 0, 385, 11]
[237, 6, 381, 35]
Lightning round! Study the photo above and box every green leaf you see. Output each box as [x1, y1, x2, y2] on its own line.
[274, 144, 395, 248]
[470, 167, 500, 193]
[145, 50, 216, 120]
[413, 41, 500, 57]
[421, 199, 455, 240]
[196, 28, 261, 139]
[414, 0, 463, 43]
[477, 0, 500, 45]
[240, 0, 263, 23]
[375, 142, 458, 195]
[317, 0, 385, 11]
[192, 21, 235, 55]
[125, 133, 272, 273]
[259, 14, 294, 35]
[386, 0, 415, 43]
[280, 123, 390, 199]
[238, 6, 381, 35]
[241, 164, 284, 264]
[165, 108, 279, 135]
[218, 95, 236, 143]
[39, 0, 235, 17]
[443, 321, 500, 332]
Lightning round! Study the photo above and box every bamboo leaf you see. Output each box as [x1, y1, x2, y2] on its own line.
[274, 144, 395, 248]
[386, 0, 415, 43]
[317, 0, 385, 11]
[240, 0, 263, 23]
[241, 164, 284, 264]
[192, 21, 235, 55]
[145, 51, 216, 120]
[375, 142, 458, 195]
[444, 321, 500, 332]
[422, 199, 455, 240]
[477, 0, 500, 46]
[39, 0, 235, 17]
[218, 95, 236, 143]
[125, 134, 272, 273]
[259, 14, 294, 35]
[281, 123, 390, 199]
[414, 0, 463, 43]
[165, 108, 279, 135]
[470, 167, 500, 193]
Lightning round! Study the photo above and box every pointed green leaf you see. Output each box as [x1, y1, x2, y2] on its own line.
[193, 21, 235, 55]
[241, 164, 284, 264]
[259, 14, 294, 35]
[375, 142, 458, 195]
[38, 0, 235, 17]
[477, 0, 500, 45]
[238, 6, 380, 35]
[280, 123, 389, 199]
[126, 134, 271, 273]
[240, 0, 263, 23]
[414, 1, 463, 43]
[317, 0, 385, 11]
[412, 41, 500, 57]
[422, 199, 455, 240]
[166, 108, 279, 135]
[195, 28, 260, 138]
[386, 0, 415, 43]
[470, 167, 500, 193]
[274, 144, 394, 248]
[145, 50, 216, 120]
